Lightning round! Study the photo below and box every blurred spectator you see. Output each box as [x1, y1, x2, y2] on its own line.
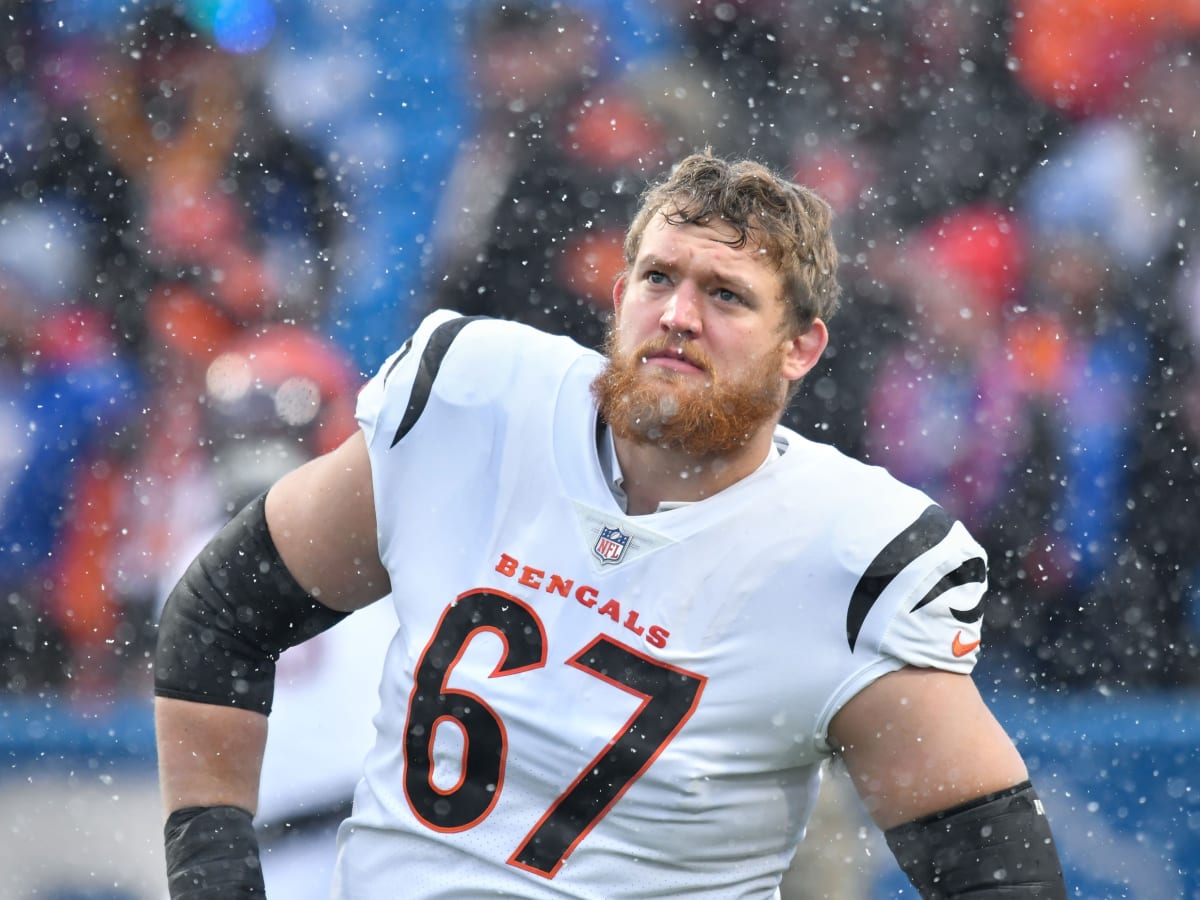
[784, 0, 1054, 241]
[621, 0, 798, 166]
[983, 119, 1198, 689]
[426, 0, 663, 348]
[144, 324, 359, 599]
[110, 9, 338, 621]
[1133, 46, 1200, 661]
[1, 4, 347, 695]
[1130, 42, 1200, 349]
[853, 105, 1200, 691]
[1009, 0, 1200, 120]
[776, 0, 1059, 456]
[22, 5, 342, 353]
[1, 1, 55, 194]
[863, 204, 1030, 532]
[1151, 365, 1200, 663]
[0, 202, 142, 694]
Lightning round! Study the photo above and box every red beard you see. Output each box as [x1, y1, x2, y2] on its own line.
[591, 332, 785, 456]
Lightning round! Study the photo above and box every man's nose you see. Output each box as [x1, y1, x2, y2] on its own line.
[659, 284, 702, 336]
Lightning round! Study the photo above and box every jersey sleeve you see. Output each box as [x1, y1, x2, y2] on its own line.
[846, 500, 989, 675]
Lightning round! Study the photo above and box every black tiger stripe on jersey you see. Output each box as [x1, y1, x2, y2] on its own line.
[382, 336, 414, 383]
[390, 316, 490, 448]
[949, 594, 986, 624]
[846, 504, 954, 652]
[909, 557, 987, 620]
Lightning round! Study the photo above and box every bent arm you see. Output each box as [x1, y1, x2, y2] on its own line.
[829, 666, 1027, 829]
[155, 430, 389, 819]
[830, 667, 1065, 898]
[264, 429, 390, 613]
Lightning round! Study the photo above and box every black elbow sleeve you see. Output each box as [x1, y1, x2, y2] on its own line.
[885, 780, 1067, 899]
[154, 492, 350, 714]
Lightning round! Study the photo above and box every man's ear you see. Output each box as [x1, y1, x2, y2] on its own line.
[611, 272, 627, 313]
[781, 319, 829, 382]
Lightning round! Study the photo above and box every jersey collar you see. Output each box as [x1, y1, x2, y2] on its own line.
[596, 417, 781, 514]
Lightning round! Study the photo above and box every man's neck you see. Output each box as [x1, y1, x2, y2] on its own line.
[612, 428, 777, 516]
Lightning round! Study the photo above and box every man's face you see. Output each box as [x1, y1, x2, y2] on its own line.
[593, 215, 826, 456]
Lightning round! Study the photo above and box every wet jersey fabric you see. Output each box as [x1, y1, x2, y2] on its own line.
[334, 311, 987, 899]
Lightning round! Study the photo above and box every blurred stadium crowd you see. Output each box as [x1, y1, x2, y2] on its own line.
[2, 0, 1200, 715]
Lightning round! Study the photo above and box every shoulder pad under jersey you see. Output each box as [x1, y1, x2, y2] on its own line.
[356, 311, 594, 451]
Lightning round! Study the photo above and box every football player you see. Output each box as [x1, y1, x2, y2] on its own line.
[154, 152, 1066, 898]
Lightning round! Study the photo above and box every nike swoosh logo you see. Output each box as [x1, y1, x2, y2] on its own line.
[951, 631, 981, 657]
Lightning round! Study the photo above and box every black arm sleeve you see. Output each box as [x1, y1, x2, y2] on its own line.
[154, 492, 351, 714]
[885, 780, 1067, 899]
[164, 805, 264, 899]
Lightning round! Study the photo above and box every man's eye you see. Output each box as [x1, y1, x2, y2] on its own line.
[716, 288, 741, 304]
[646, 271, 669, 285]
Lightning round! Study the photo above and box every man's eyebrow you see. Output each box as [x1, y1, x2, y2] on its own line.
[638, 254, 761, 294]
[708, 264, 762, 296]
[709, 265, 748, 285]
[637, 254, 678, 271]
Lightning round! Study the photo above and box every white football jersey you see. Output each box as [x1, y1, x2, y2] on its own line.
[334, 311, 988, 899]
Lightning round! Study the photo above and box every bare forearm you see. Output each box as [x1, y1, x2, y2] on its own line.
[156, 701, 269, 899]
[155, 697, 268, 817]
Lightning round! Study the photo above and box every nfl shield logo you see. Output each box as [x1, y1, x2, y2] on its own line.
[593, 526, 631, 564]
